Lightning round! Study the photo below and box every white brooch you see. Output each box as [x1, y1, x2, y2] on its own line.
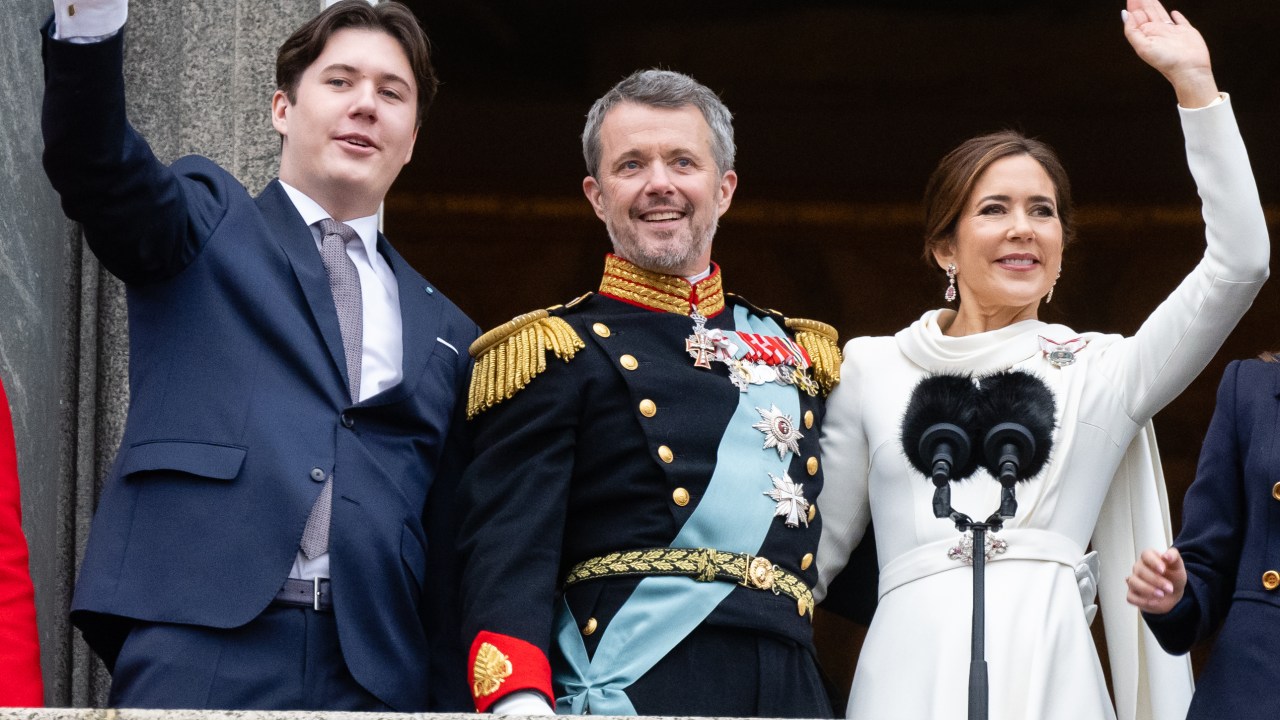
[763, 472, 810, 528]
[947, 532, 1008, 565]
[753, 405, 803, 459]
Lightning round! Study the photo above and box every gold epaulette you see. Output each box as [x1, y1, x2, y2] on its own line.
[786, 318, 842, 395]
[467, 308, 585, 419]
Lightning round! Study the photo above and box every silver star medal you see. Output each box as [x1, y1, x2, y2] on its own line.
[763, 472, 809, 528]
[753, 405, 803, 459]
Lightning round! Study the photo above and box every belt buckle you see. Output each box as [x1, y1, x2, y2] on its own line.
[743, 555, 779, 594]
[313, 577, 322, 611]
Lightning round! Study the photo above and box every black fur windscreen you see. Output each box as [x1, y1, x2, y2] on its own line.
[976, 369, 1057, 480]
[899, 373, 983, 481]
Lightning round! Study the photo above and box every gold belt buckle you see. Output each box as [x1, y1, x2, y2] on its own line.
[743, 555, 780, 594]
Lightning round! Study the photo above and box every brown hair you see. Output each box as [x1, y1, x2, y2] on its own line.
[922, 130, 1075, 265]
[276, 0, 437, 126]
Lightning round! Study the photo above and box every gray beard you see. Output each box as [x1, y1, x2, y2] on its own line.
[605, 216, 717, 276]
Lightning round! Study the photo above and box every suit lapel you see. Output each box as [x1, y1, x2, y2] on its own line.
[257, 180, 352, 396]
[369, 236, 443, 406]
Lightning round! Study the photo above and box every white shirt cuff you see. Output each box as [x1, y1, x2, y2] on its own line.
[52, 0, 127, 41]
[490, 690, 556, 715]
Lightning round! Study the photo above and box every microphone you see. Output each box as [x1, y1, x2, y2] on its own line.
[900, 374, 983, 518]
[976, 370, 1057, 518]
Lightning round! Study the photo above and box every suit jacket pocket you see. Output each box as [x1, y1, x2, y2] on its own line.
[119, 440, 247, 481]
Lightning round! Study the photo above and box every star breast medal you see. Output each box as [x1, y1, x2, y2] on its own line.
[764, 471, 809, 528]
[753, 404, 803, 459]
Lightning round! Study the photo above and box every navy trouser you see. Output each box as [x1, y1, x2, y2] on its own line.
[599, 623, 836, 718]
[108, 605, 389, 711]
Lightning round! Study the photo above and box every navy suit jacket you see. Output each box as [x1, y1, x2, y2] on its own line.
[1144, 359, 1280, 719]
[41, 24, 476, 711]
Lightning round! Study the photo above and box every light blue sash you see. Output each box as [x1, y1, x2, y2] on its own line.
[554, 307, 802, 714]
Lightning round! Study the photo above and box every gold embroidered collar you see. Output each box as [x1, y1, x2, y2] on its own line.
[598, 254, 726, 317]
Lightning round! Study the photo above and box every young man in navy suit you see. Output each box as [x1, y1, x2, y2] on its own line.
[41, 0, 476, 710]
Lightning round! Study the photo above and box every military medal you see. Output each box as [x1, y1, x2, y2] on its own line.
[685, 309, 716, 369]
[763, 472, 809, 528]
[753, 404, 803, 459]
[685, 307, 819, 396]
[1037, 335, 1087, 368]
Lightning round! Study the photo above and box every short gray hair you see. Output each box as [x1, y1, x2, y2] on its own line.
[582, 69, 736, 178]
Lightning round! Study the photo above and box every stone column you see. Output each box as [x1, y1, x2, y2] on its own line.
[0, 0, 316, 706]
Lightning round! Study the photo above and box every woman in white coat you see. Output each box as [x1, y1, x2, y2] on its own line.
[815, 2, 1269, 719]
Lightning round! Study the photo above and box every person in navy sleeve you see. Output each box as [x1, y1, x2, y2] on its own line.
[41, 0, 475, 710]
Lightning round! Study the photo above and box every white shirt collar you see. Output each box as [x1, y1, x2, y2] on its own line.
[685, 266, 713, 284]
[278, 181, 380, 259]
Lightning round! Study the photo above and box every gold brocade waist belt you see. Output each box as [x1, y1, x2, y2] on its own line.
[564, 547, 815, 619]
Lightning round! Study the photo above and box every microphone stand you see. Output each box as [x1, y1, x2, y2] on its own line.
[932, 490, 1011, 720]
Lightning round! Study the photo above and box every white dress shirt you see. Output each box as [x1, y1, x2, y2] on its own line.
[280, 182, 404, 580]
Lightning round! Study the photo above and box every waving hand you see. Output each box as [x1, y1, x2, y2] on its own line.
[1123, 0, 1219, 107]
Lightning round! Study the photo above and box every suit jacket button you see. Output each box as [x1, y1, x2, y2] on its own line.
[592, 322, 611, 338]
[658, 445, 674, 463]
[672, 488, 690, 506]
[804, 410, 814, 429]
[808, 504, 817, 523]
[639, 399, 657, 417]
[620, 354, 639, 370]
[801, 553, 814, 571]
[310, 467, 326, 482]
[341, 413, 354, 429]
[1265, 571, 1280, 591]
[1272, 482, 1280, 501]
[581, 617, 598, 636]
[806, 456, 819, 476]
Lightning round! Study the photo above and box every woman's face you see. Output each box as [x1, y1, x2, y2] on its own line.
[933, 154, 1063, 314]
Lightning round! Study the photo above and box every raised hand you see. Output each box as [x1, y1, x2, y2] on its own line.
[1126, 546, 1188, 615]
[1122, 0, 1218, 108]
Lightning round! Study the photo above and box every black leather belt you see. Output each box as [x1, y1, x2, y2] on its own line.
[273, 577, 333, 612]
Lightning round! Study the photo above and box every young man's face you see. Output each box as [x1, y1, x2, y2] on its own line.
[272, 28, 419, 221]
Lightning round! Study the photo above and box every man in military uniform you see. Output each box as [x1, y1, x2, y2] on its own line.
[458, 69, 841, 717]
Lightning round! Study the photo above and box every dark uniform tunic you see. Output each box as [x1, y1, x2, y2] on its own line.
[458, 255, 839, 717]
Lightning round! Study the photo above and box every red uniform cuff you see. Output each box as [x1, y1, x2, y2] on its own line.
[469, 630, 553, 712]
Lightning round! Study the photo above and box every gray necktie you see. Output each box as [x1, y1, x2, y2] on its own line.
[300, 218, 363, 559]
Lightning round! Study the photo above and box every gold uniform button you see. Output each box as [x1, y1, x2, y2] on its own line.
[804, 410, 814, 429]
[658, 445, 674, 463]
[808, 504, 817, 522]
[806, 456, 819, 476]
[581, 617, 598, 636]
[1265, 571, 1280, 591]
[672, 488, 691, 506]
[620, 354, 639, 370]
[639, 399, 657, 417]
[592, 322, 611, 338]
[801, 553, 814, 571]
[1272, 482, 1280, 501]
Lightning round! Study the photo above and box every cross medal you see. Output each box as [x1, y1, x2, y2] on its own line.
[685, 308, 716, 369]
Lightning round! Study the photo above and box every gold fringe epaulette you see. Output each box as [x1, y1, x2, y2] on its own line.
[467, 309, 585, 418]
[786, 318, 842, 395]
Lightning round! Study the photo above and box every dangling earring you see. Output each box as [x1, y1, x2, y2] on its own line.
[944, 263, 957, 303]
[1045, 267, 1061, 304]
